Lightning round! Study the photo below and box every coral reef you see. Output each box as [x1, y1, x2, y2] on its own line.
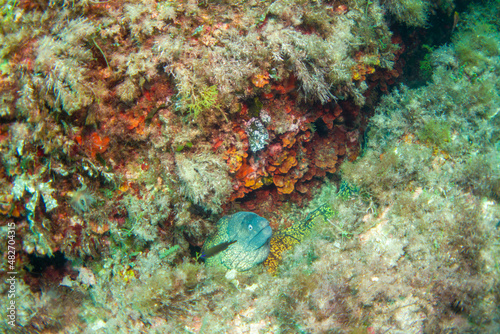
[1, 0, 499, 333]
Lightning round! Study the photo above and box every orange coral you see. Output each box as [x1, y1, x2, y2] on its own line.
[352, 65, 375, 81]
[270, 150, 288, 166]
[74, 135, 83, 145]
[272, 75, 297, 94]
[251, 72, 270, 88]
[282, 132, 296, 148]
[352, 52, 380, 81]
[223, 94, 360, 203]
[273, 174, 285, 188]
[223, 147, 248, 173]
[212, 137, 224, 151]
[127, 114, 146, 133]
[279, 156, 297, 174]
[228, 158, 270, 200]
[245, 176, 264, 190]
[273, 174, 297, 194]
[120, 109, 147, 135]
[309, 131, 347, 174]
[89, 133, 110, 158]
[279, 179, 296, 194]
[119, 182, 130, 193]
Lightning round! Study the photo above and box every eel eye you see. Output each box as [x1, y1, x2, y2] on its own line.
[248, 224, 253, 231]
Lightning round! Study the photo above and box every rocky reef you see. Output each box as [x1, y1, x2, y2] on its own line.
[0, 0, 499, 332]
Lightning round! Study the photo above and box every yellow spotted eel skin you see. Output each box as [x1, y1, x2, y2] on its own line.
[263, 204, 335, 274]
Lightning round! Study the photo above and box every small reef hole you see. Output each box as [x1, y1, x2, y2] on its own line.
[26, 251, 68, 277]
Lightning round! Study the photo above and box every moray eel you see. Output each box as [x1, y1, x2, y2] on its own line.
[263, 204, 335, 274]
[202, 205, 334, 273]
[202, 212, 272, 271]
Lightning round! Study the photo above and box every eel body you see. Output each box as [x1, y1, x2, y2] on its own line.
[264, 204, 334, 274]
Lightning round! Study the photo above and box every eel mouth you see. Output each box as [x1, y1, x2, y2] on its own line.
[249, 225, 272, 250]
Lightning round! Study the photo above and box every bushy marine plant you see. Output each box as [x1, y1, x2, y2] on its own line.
[175, 151, 233, 213]
[30, 18, 96, 116]
[381, 0, 432, 27]
[150, 0, 399, 116]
